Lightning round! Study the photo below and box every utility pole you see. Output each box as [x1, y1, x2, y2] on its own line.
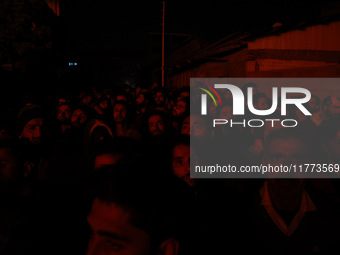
[161, 1, 165, 87]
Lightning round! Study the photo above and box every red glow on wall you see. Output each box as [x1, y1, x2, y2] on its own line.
[45, 0, 60, 16]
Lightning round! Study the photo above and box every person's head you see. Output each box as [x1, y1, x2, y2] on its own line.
[322, 96, 340, 119]
[264, 128, 313, 167]
[79, 91, 93, 105]
[327, 96, 340, 119]
[148, 111, 165, 137]
[136, 93, 145, 106]
[214, 103, 234, 136]
[113, 101, 129, 124]
[263, 111, 284, 140]
[57, 94, 72, 107]
[103, 88, 113, 99]
[223, 89, 233, 101]
[17, 104, 46, 144]
[57, 103, 72, 124]
[114, 91, 130, 103]
[166, 95, 176, 112]
[208, 101, 219, 118]
[172, 98, 189, 118]
[177, 88, 190, 101]
[308, 95, 320, 114]
[136, 89, 150, 106]
[218, 104, 233, 121]
[242, 82, 258, 96]
[71, 105, 91, 128]
[92, 87, 103, 100]
[263, 129, 311, 196]
[98, 97, 110, 111]
[181, 114, 210, 140]
[82, 119, 114, 156]
[170, 135, 197, 188]
[322, 96, 331, 113]
[253, 93, 269, 110]
[87, 163, 192, 255]
[153, 89, 166, 107]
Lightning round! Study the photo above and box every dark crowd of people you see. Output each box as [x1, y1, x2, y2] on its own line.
[0, 81, 339, 255]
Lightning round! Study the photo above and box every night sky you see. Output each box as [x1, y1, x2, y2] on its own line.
[2, 0, 337, 93]
[64, 0, 333, 52]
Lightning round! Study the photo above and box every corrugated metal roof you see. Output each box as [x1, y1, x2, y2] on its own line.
[165, 14, 340, 70]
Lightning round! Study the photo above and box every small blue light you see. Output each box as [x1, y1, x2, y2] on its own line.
[69, 62, 73, 66]
[74, 62, 78, 66]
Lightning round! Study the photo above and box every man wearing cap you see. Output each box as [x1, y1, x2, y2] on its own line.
[18, 104, 46, 145]
[17, 104, 48, 178]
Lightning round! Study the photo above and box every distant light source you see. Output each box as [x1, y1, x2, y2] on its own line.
[68, 62, 78, 66]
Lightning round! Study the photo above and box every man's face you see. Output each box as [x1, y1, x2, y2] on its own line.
[57, 105, 72, 123]
[208, 102, 217, 117]
[87, 198, 153, 255]
[265, 138, 307, 196]
[172, 144, 195, 187]
[219, 106, 232, 120]
[252, 87, 258, 95]
[167, 99, 175, 111]
[224, 90, 232, 100]
[0, 147, 19, 182]
[99, 100, 109, 110]
[154, 92, 165, 106]
[324, 96, 340, 118]
[21, 118, 45, 144]
[71, 109, 87, 128]
[328, 102, 340, 119]
[181, 115, 208, 138]
[113, 104, 127, 123]
[256, 97, 269, 110]
[148, 115, 164, 137]
[308, 97, 320, 114]
[172, 101, 186, 117]
[81, 95, 92, 105]
[136, 94, 145, 105]
[266, 138, 308, 166]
